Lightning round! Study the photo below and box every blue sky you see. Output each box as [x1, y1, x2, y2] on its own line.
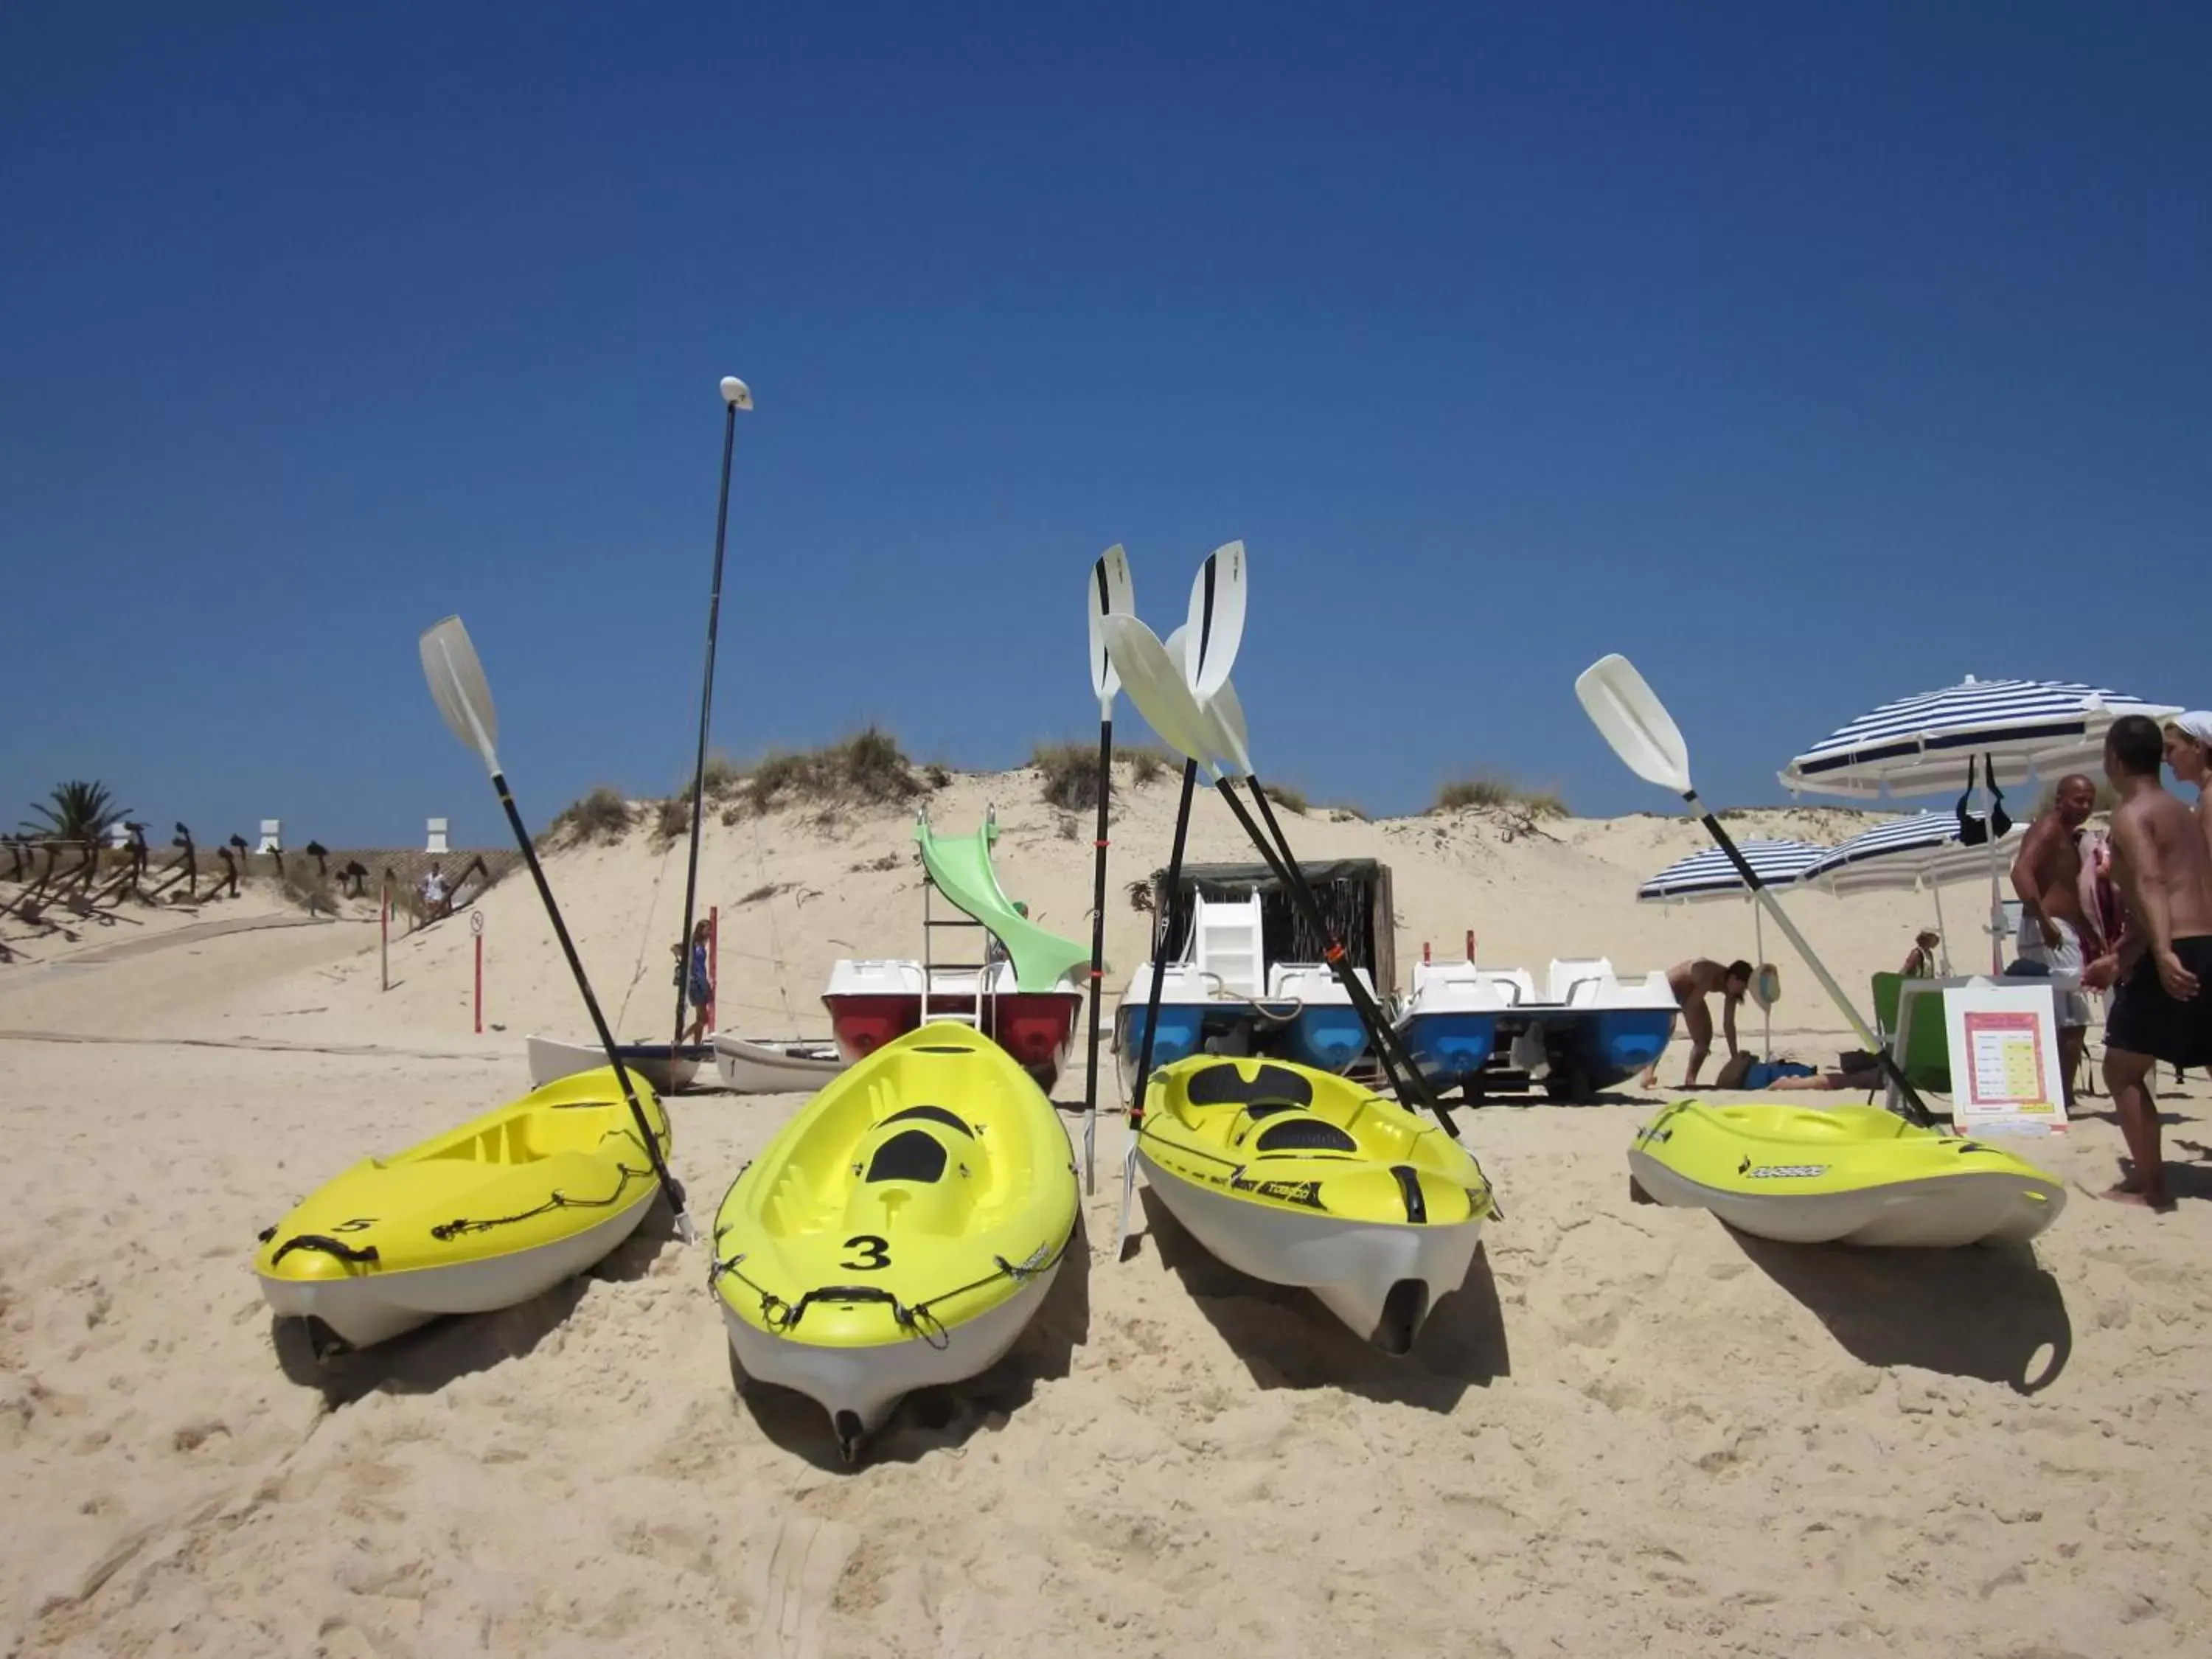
[6, 4, 2207, 846]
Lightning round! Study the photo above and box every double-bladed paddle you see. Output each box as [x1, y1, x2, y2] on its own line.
[1077, 545, 1135, 1194]
[1103, 611, 1458, 1135]
[1102, 551, 1483, 1253]
[420, 616, 697, 1237]
[1574, 653, 1935, 1127]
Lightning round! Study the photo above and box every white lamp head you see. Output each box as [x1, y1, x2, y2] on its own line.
[720, 377, 753, 410]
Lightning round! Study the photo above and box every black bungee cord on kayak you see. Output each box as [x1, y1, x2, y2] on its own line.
[428, 1160, 658, 1241]
[707, 1237, 1066, 1353]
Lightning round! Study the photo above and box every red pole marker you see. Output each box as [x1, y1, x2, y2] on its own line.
[1422, 939, 1430, 964]
[1466, 928, 1475, 961]
[471, 910, 486, 1034]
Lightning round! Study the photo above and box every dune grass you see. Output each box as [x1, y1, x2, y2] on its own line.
[540, 785, 636, 849]
[1433, 772, 1568, 818]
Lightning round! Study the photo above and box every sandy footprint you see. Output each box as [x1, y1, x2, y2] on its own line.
[749, 1515, 860, 1659]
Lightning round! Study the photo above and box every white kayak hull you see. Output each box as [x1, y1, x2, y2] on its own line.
[710, 1034, 848, 1095]
[720, 1258, 1060, 1458]
[525, 1035, 703, 1095]
[1628, 1149, 2065, 1248]
[258, 1186, 660, 1349]
[1136, 1147, 1484, 1350]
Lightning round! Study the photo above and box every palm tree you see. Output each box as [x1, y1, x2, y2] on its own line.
[22, 780, 132, 846]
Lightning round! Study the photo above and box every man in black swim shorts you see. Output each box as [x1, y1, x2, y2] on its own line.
[2099, 715, 2212, 1209]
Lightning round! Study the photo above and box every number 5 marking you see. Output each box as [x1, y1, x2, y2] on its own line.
[841, 1234, 891, 1270]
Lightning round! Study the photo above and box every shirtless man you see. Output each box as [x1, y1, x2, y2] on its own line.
[2010, 773, 2098, 1102]
[2099, 715, 2212, 1208]
[2166, 712, 2212, 862]
[1638, 957, 1752, 1090]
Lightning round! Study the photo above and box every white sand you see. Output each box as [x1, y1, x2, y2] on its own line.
[3, 774, 2208, 1655]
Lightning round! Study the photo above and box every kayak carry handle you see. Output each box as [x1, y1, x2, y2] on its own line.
[269, 1234, 382, 1267]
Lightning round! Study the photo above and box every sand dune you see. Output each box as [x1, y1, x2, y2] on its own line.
[2, 776, 2207, 1655]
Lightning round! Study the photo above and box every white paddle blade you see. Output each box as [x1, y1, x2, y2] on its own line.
[1205, 680, 1254, 780]
[1164, 623, 1252, 780]
[1101, 613, 1212, 770]
[1086, 544, 1134, 704]
[420, 616, 501, 773]
[1575, 653, 1691, 795]
[1183, 540, 1247, 702]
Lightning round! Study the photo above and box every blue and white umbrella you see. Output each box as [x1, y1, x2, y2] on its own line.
[1803, 811, 2017, 894]
[1803, 812, 2021, 975]
[1639, 839, 1825, 1054]
[1783, 675, 2177, 971]
[1781, 675, 2180, 799]
[1637, 840, 1826, 903]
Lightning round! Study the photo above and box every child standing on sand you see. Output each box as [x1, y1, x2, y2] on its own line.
[671, 919, 713, 1043]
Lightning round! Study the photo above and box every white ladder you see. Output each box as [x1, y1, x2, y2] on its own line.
[1193, 892, 1265, 998]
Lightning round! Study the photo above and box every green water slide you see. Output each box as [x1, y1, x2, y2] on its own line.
[913, 814, 1091, 992]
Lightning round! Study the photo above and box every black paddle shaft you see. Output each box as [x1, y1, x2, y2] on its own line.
[1222, 779, 1461, 1138]
[1215, 779, 1426, 1107]
[672, 397, 741, 1051]
[1079, 716, 1114, 1184]
[1128, 759, 1200, 1129]
[1696, 803, 1935, 1128]
[494, 778, 687, 1206]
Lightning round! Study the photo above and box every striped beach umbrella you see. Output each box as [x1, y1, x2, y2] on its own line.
[1638, 839, 1825, 1057]
[1636, 840, 1826, 903]
[1781, 676, 2180, 799]
[1783, 675, 2178, 971]
[1804, 811, 2017, 893]
[1804, 812, 2021, 975]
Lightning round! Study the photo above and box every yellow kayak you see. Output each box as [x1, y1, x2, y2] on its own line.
[256, 1066, 671, 1351]
[1628, 1100, 2064, 1247]
[1136, 1056, 1496, 1352]
[711, 1021, 1077, 1461]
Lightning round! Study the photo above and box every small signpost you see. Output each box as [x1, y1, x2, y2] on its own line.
[1942, 982, 2070, 1136]
[471, 909, 486, 1034]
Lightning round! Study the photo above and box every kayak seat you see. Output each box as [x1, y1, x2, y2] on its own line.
[866, 1130, 950, 1184]
[1187, 1062, 1314, 1110]
[879, 1104, 974, 1138]
[1252, 1116, 1358, 1155]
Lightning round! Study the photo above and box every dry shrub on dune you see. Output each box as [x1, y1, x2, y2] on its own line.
[539, 786, 635, 849]
[744, 727, 924, 817]
[1433, 772, 1568, 818]
[1032, 742, 1099, 811]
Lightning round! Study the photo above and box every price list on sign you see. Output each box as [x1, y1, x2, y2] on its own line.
[1940, 984, 2070, 1136]
[1964, 1010, 2046, 1106]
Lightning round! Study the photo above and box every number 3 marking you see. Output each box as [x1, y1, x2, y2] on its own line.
[841, 1234, 891, 1270]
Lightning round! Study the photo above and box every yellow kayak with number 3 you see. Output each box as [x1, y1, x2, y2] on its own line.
[709, 1021, 1077, 1462]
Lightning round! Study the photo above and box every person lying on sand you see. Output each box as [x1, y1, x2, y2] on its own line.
[1640, 958, 1752, 1091]
[1768, 1060, 1882, 1093]
[2098, 715, 2212, 1209]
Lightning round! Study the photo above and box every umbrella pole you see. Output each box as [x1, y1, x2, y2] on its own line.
[1754, 899, 1770, 1059]
[1985, 773, 2005, 974]
[1932, 882, 1952, 975]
